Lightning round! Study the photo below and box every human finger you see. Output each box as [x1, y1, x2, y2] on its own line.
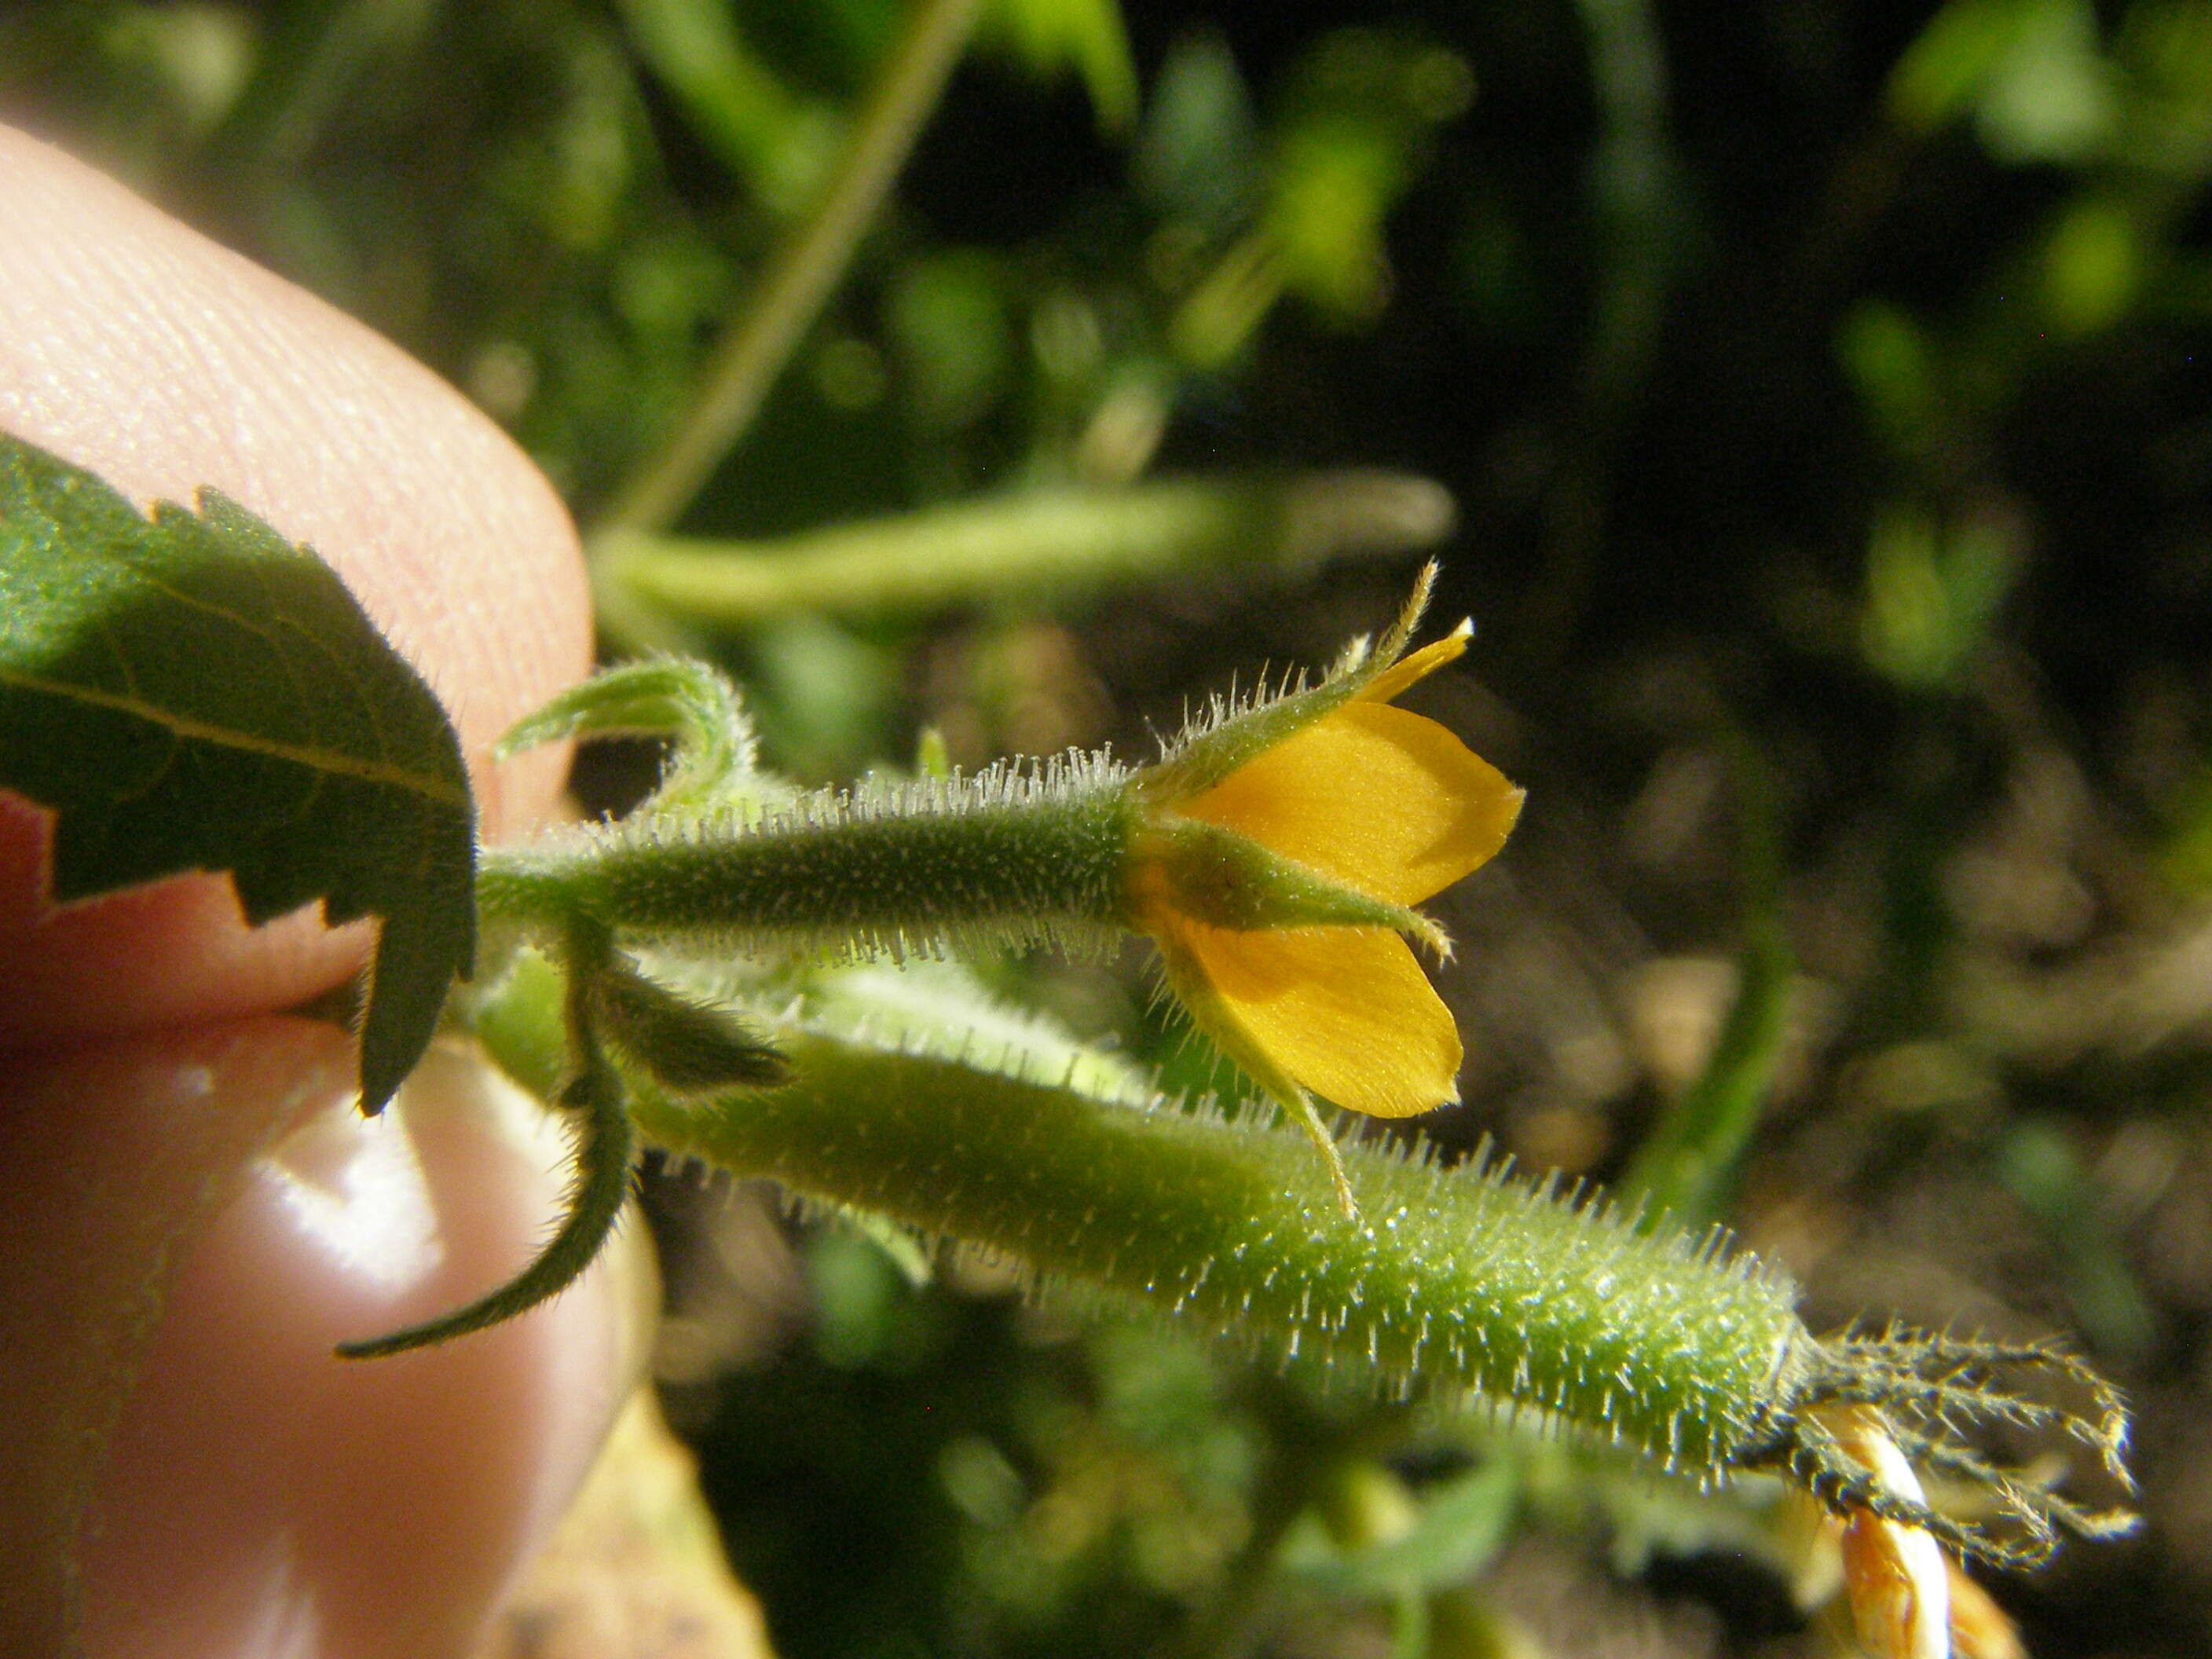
[0, 123, 592, 1044]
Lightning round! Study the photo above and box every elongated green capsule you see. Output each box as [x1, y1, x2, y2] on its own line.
[463, 949, 2130, 1563]
[441, 638, 2133, 1573]
[632, 1013, 1807, 1479]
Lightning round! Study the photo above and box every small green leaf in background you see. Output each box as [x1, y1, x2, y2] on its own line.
[616, 0, 844, 213]
[1859, 506, 2026, 691]
[1285, 1459, 1518, 1599]
[1886, 0, 2115, 163]
[983, 0, 1140, 134]
[0, 430, 475, 1109]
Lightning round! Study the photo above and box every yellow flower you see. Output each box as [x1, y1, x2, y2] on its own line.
[1127, 597, 1523, 1182]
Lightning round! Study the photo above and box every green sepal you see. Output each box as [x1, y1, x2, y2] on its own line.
[1136, 815, 1442, 946]
[1136, 562, 1438, 803]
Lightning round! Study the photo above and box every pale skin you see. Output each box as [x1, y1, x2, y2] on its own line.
[0, 126, 647, 1657]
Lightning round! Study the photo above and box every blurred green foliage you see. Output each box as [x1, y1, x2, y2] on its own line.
[9, 0, 2212, 1653]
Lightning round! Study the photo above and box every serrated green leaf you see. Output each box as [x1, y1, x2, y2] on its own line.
[0, 430, 475, 1109]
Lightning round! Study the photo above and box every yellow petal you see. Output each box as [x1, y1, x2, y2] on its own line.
[1178, 702, 1522, 906]
[1356, 618, 1471, 705]
[1163, 919, 1463, 1117]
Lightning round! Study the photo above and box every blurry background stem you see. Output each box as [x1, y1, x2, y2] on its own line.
[593, 0, 985, 540]
[1621, 731, 1794, 1229]
[1511, 0, 1683, 673]
[598, 470, 1455, 635]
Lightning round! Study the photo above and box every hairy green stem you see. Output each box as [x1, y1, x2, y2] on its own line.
[479, 776, 1139, 958]
[595, 0, 985, 537]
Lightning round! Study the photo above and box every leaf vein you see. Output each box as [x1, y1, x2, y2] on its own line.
[0, 663, 468, 807]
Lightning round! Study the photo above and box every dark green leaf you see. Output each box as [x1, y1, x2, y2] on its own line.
[0, 430, 474, 1109]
